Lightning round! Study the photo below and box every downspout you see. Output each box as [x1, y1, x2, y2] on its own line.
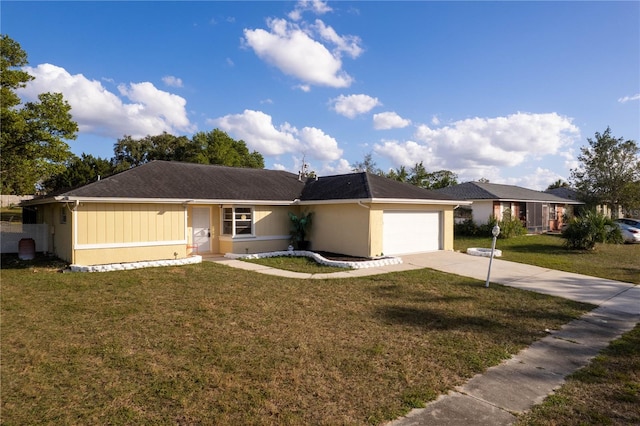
[72, 200, 79, 265]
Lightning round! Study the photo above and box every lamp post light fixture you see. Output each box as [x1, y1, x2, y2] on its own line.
[485, 224, 501, 288]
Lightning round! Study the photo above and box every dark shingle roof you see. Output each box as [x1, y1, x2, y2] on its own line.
[26, 162, 463, 205]
[56, 161, 305, 201]
[545, 187, 580, 201]
[300, 172, 456, 201]
[436, 181, 582, 203]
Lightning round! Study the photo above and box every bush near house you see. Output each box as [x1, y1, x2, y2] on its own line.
[562, 210, 623, 250]
[455, 210, 525, 239]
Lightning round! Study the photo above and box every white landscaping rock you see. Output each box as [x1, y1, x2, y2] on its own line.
[225, 251, 402, 269]
[69, 255, 202, 273]
[466, 247, 502, 258]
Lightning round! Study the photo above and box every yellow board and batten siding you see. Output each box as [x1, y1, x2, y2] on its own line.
[73, 203, 187, 266]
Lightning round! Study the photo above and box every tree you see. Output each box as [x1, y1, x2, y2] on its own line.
[42, 153, 114, 193]
[1, 35, 78, 194]
[191, 129, 264, 168]
[570, 127, 640, 216]
[547, 179, 570, 190]
[351, 152, 382, 175]
[400, 162, 458, 189]
[112, 132, 197, 172]
[111, 129, 264, 171]
[386, 165, 409, 183]
[422, 169, 458, 190]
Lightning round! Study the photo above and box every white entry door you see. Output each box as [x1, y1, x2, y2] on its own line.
[383, 211, 442, 255]
[192, 207, 211, 253]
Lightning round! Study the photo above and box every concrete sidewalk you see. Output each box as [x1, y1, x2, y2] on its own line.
[204, 251, 639, 425]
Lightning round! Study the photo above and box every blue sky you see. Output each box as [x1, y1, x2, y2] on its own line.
[4, 1, 639, 190]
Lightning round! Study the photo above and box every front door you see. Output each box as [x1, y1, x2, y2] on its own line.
[192, 207, 211, 253]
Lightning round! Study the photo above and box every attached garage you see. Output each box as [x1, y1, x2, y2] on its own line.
[382, 211, 442, 255]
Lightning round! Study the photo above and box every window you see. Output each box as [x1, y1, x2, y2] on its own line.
[549, 204, 557, 220]
[60, 206, 67, 224]
[222, 206, 253, 236]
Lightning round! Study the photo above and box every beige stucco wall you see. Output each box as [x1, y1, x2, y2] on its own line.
[306, 203, 371, 258]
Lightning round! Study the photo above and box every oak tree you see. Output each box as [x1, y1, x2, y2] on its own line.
[570, 127, 640, 215]
[1, 35, 78, 194]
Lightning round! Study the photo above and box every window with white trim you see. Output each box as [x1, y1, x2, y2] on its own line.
[222, 206, 253, 236]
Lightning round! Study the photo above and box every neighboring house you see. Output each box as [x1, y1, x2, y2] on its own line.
[436, 181, 583, 233]
[545, 187, 625, 218]
[21, 161, 469, 266]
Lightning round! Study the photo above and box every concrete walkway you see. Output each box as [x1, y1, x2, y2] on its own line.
[204, 251, 639, 425]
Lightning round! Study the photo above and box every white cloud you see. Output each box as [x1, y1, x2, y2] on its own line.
[316, 158, 352, 176]
[210, 109, 299, 156]
[330, 94, 381, 118]
[209, 109, 343, 163]
[506, 167, 566, 191]
[431, 115, 440, 126]
[19, 63, 194, 139]
[373, 111, 411, 130]
[618, 93, 640, 103]
[288, 0, 332, 21]
[311, 19, 362, 59]
[374, 139, 437, 169]
[374, 112, 580, 180]
[162, 75, 183, 88]
[298, 127, 343, 161]
[243, 18, 355, 88]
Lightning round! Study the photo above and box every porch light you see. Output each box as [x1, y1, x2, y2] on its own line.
[485, 225, 500, 288]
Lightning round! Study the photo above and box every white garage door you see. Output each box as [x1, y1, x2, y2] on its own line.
[383, 211, 441, 255]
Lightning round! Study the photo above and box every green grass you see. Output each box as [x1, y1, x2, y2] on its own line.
[455, 234, 640, 284]
[1, 258, 592, 425]
[516, 325, 640, 425]
[243, 255, 350, 274]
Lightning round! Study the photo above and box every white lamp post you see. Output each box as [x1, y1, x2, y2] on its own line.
[485, 224, 501, 288]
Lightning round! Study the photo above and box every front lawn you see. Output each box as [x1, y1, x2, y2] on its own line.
[243, 255, 348, 274]
[2, 260, 592, 425]
[455, 234, 640, 284]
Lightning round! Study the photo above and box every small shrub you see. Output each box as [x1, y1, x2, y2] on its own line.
[454, 218, 479, 236]
[498, 209, 526, 239]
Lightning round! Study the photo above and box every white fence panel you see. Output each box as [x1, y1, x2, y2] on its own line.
[1, 223, 49, 253]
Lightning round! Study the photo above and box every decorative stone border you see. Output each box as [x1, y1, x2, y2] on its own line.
[70, 255, 202, 273]
[466, 247, 502, 258]
[225, 250, 403, 269]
